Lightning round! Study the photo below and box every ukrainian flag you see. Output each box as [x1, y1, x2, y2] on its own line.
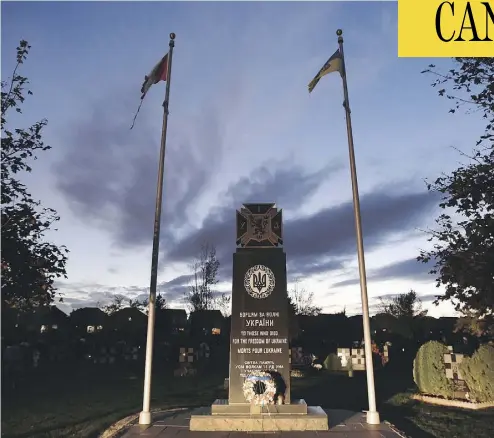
[308, 48, 343, 93]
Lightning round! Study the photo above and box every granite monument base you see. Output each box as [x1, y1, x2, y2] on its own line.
[189, 399, 328, 431]
[212, 398, 308, 415]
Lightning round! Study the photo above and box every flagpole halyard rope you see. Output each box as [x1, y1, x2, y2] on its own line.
[130, 99, 144, 130]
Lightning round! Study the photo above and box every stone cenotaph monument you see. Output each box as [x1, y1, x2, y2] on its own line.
[190, 203, 328, 431]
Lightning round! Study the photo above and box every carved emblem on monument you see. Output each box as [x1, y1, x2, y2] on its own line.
[244, 264, 275, 299]
[236, 203, 283, 247]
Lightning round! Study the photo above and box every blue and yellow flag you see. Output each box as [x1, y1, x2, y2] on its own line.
[308, 48, 343, 93]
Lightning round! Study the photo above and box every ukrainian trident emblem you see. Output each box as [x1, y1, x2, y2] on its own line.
[244, 265, 275, 299]
[253, 271, 267, 293]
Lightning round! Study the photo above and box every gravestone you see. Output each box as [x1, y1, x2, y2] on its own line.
[190, 203, 328, 431]
[179, 347, 194, 363]
[337, 348, 351, 368]
[351, 348, 366, 371]
[444, 350, 468, 399]
[337, 347, 366, 370]
[174, 347, 196, 377]
[382, 344, 389, 365]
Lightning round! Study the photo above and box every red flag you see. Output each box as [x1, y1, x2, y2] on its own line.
[140, 53, 168, 100]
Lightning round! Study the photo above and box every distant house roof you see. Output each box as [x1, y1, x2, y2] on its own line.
[70, 307, 107, 326]
[111, 307, 146, 318]
[33, 305, 69, 325]
[298, 313, 347, 331]
[189, 309, 224, 327]
[158, 308, 187, 324]
[160, 308, 187, 317]
[109, 307, 147, 328]
[371, 313, 398, 330]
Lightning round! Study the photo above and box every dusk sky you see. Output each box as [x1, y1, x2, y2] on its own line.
[2, 1, 484, 317]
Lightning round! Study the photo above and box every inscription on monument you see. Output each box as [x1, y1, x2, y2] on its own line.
[232, 311, 289, 376]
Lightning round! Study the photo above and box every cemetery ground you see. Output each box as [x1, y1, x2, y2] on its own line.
[2, 364, 494, 438]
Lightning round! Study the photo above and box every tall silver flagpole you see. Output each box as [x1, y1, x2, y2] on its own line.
[337, 28, 380, 425]
[139, 32, 176, 426]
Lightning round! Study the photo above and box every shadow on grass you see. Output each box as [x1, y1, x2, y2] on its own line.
[383, 392, 494, 438]
[290, 368, 413, 411]
[291, 369, 437, 437]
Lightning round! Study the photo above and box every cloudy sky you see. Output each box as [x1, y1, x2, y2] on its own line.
[2, 1, 484, 317]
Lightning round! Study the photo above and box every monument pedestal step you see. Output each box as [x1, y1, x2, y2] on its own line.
[211, 398, 308, 415]
[190, 405, 328, 431]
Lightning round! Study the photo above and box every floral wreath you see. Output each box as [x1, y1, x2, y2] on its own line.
[242, 370, 277, 405]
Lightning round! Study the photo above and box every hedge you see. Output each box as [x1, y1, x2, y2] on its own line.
[413, 341, 454, 398]
[459, 344, 494, 402]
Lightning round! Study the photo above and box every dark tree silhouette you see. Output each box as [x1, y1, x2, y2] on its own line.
[419, 58, 493, 318]
[1, 40, 68, 311]
[133, 292, 168, 314]
[379, 290, 427, 318]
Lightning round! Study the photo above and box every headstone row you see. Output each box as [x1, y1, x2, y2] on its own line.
[337, 347, 365, 370]
[336, 344, 391, 370]
[86, 346, 139, 364]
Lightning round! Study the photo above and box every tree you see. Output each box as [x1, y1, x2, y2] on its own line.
[214, 293, 231, 317]
[287, 295, 300, 341]
[100, 292, 167, 315]
[101, 294, 126, 315]
[1, 40, 68, 311]
[184, 242, 220, 312]
[288, 279, 322, 316]
[133, 292, 168, 315]
[379, 290, 427, 318]
[418, 58, 494, 317]
[454, 310, 494, 338]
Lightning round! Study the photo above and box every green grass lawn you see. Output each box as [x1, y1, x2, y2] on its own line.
[2, 365, 494, 438]
[2, 364, 224, 438]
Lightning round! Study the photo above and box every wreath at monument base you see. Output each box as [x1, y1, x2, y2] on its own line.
[242, 370, 277, 405]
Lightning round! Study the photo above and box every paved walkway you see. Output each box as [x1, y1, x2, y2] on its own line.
[122, 408, 406, 437]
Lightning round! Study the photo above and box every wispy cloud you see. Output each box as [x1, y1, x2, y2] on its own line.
[332, 257, 435, 288]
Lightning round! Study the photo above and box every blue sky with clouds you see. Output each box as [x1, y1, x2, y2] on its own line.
[2, 1, 485, 316]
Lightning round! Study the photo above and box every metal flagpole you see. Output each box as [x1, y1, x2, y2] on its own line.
[336, 29, 380, 425]
[139, 32, 176, 426]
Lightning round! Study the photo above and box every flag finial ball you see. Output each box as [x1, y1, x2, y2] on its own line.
[170, 33, 176, 40]
[336, 29, 343, 36]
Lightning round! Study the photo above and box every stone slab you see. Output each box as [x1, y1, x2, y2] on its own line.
[189, 406, 328, 431]
[121, 408, 407, 437]
[211, 399, 308, 415]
